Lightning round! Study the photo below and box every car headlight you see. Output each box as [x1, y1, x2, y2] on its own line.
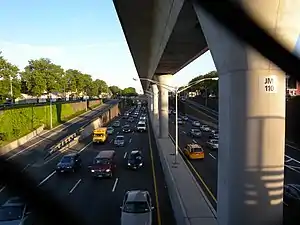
[128, 163, 131, 166]
[106, 169, 111, 172]
[91, 170, 95, 172]
[139, 163, 143, 166]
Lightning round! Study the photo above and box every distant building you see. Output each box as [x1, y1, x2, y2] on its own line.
[286, 75, 300, 96]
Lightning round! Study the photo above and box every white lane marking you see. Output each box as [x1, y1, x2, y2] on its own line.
[285, 159, 292, 163]
[0, 186, 6, 193]
[129, 138, 132, 143]
[6, 106, 105, 160]
[286, 144, 300, 151]
[69, 179, 82, 194]
[124, 152, 127, 159]
[117, 132, 119, 134]
[112, 178, 119, 192]
[182, 131, 186, 134]
[209, 153, 216, 160]
[38, 171, 56, 186]
[21, 164, 31, 172]
[110, 139, 113, 143]
[79, 141, 92, 153]
[192, 139, 197, 144]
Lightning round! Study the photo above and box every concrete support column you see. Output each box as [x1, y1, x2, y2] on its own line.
[193, 1, 300, 225]
[151, 84, 159, 129]
[156, 74, 172, 138]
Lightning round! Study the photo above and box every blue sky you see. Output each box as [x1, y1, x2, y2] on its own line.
[0, 0, 216, 93]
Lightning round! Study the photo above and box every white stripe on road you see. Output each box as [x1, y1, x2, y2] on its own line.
[38, 171, 56, 186]
[181, 131, 186, 134]
[110, 139, 113, 143]
[129, 138, 132, 143]
[21, 164, 31, 172]
[79, 141, 92, 153]
[192, 139, 197, 144]
[0, 186, 6, 193]
[209, 153, 216, 160]
[112, 178, 119, 192]
[124, 152, 127, 159]
[69, 179, 82, 194]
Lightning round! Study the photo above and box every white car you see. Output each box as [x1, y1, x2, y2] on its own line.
[207, 139, 219, 150]
[114, 135, 125, 146]
[177, 118, 184, 125]
[200, 125, 210, 132]
[181, 116, 188, 121]
[192, 121, 201, 127]
[121, 190, 154, 225]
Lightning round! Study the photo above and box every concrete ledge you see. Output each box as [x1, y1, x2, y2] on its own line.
[0, 125, 45, 155]
[149, 114, 217, 225]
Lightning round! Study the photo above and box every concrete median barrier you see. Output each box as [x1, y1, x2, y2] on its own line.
[44, 102, 121, 159]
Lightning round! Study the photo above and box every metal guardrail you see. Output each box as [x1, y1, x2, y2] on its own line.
[43, 100, 121, 159]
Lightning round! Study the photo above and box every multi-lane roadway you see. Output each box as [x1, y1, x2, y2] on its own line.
[169, 100, 300, 224]
[0, 105, 175, 225]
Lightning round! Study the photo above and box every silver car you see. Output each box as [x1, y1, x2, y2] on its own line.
[0, 197, 31, 225]
[207, 139, 219, 150]
[114, 135, 125, 146]
[121, 190, 154, 225]
[192, 120, 201, 127]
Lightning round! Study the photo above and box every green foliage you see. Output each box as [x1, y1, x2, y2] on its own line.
[188, 70, 218, 94]
[122, 87, 137, 96]
[109, 85, 122, 95]
[0, 52, 20, 100]
[0, 100, 102, 146]
[94, 79, 109, 94]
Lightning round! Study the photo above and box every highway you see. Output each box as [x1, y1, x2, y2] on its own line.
[3, 99, 119, 165]
[0, 107, 175, 225]
[169, 100, 300, 224]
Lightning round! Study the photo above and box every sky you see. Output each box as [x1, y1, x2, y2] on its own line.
[0, 0, 216, 94]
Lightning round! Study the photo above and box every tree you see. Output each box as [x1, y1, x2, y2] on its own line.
[109, 85, 122, 96]
[122, 87, 137, 96]
[0, 52, 20, 100]
[188, 70, 218, 95]
[21, 58, 64, 96]
[64, 69, 87, 95]
[94, 79, 109, 95]
[86, 81, 99, 97]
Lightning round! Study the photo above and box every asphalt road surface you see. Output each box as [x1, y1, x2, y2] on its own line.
[169, 101, 300, 224]
[2, 99, 119, 165]
[0, 109, 175, 225]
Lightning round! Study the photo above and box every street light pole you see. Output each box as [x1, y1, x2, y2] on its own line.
[49, 93, 53, 129]
[134, 76, 218, 165]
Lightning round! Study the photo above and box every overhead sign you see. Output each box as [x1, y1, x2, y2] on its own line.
[262, 75, 277, 93]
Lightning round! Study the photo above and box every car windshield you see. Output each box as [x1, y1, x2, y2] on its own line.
[94, 133, 104, 137]
[94, 158, 111, 165]
[116, 136, 124, 141]
[129, 152, 142, 160]
[211, 140, 218, 144]
[107, 127, 113, 131]
[124, 125, 129, 128]
[60, 156, 73, 163]
[191, 147, 203, 153]
[0, 206, 23, 221]
[192, 129, 200, 133]
[138, 123, 145, 127]
[114, 122, 120, 125]
[123, 201, 149, 213]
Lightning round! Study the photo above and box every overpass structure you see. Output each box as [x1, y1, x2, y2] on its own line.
[113, 1, 300, 225]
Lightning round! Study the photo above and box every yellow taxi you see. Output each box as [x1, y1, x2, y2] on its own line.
[92, 127, 108, 143]
[183, 143, 204, 159]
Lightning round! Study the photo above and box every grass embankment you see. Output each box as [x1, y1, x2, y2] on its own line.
[0, 100, 102, 147]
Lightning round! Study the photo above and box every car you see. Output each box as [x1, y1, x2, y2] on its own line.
[0, 197, 32, 225]
[89, 150, 116, 178]
[200, 124, 211, 132]
[122, 124, 132, 133]
[120, 190, 154, 225]
[192, 120, 201, 127]
[136, 121, 147, 132]
[188, 128, 202, 138]
[209, 132, 219, 139]
[177, 118, 184, 125]
[183, 143, 204, 159]
[140, 116, 146, 120]
[206, 139, 219, 150]
[132, 114, 138, 118]
[172, 110, 176, 115]
[113, 121, 121, 127]
[114, 135, 125, 147]
[56, 153, 82, 173]
[127, 150, 143, 170]
[168, 110, 172, 115]
[182, 116, 188, 121]
[107, 126, 114, 135]
[284, 184, 300, 207]
[128, 117, 135, 122]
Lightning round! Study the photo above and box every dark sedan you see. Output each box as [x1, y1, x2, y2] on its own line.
[127, 150, 143, 170]
[56, 153, 82, 173]
[122, 124, 132, 133]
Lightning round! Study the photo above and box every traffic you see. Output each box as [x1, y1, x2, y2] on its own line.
[169, 106, 300, 223]
[0, 103, 175, 225]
